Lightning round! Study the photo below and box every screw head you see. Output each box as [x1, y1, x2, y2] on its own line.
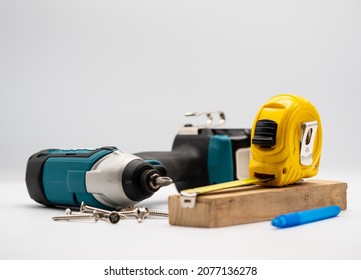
[79, 202, 86, 212]
[108, 212, 121, 224]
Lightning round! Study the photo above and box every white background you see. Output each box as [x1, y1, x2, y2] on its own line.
[1, 0, 361, 262]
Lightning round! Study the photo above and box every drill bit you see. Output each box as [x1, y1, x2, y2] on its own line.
[149, 174, 173, 190]
[155, 176, 173, 187]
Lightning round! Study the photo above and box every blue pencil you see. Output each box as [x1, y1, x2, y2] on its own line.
[271, 205, 341, 228]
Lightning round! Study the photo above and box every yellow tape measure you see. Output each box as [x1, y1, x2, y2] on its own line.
[249, 94, 322, 187]
[181, 177, 260, 195]
[180, 94, 322, 208]
[180, 177, 261, 208]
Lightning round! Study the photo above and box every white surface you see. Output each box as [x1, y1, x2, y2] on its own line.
[1, 170, 360, 260]
[1, 0, 361, 260]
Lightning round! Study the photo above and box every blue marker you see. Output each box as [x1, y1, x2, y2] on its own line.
[271, 205, 341, 228]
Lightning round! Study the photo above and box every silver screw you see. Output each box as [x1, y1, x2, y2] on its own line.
[136, 207, 168, 221]
[103, 211, 123, 224]
[117, 207, 147, 222]
[136, 207, 150, 223]
[79, 202, 126, 223]
[55, 203, 168, 224]
[52, 213, 98, 222]
[79, 202, 110, 215]
[118, 207, 168, 223]
[64, 208, 84, 215]
[148, 210, 168, 218]
[118, 207, 139, 218]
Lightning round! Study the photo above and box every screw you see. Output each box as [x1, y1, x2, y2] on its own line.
[118, 207, 139, 218]
[136, 207, 168, 222]
[56, 202, 168, 224]
[79, 202, 110, 215]
[107, 212, 122, 224]
[117, 207, 147, 222]
[79, 202, 126, 223]
[136, 207, 150, 223]
[52, 213, 98, 222]
[118, 207, 168, 223]
[64, 208, 84, 215]
[148, 210, 168, 218]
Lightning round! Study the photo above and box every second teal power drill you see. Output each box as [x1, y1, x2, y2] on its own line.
[25, 112, 251, 209]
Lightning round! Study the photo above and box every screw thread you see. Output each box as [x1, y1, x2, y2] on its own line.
[52, 214, 96, 222]
[149, 211, 168, 217]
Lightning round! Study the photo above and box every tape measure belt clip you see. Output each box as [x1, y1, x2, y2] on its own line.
[300, 121, 318, 166]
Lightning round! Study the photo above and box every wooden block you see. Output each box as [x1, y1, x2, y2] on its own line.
[168, 179, 347, 228]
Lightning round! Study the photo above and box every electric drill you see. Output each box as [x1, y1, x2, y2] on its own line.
[25, 112, 251, 209]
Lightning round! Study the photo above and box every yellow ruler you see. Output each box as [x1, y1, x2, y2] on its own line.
[180, 177, 261, 208]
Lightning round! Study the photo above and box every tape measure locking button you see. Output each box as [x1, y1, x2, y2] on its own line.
[251, 119, 278, 148]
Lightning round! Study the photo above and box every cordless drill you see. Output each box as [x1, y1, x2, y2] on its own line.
[25, 112, 251, 209]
